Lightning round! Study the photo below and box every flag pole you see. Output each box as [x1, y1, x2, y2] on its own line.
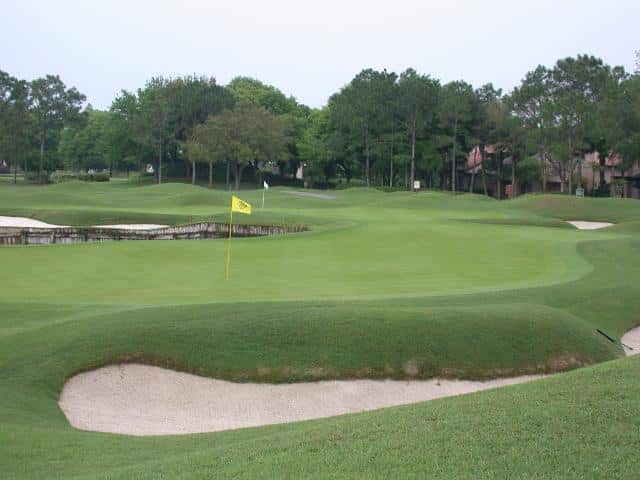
[225, 201, 233, 280]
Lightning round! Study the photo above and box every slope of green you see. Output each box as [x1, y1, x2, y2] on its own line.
[0, 182, 639, 478]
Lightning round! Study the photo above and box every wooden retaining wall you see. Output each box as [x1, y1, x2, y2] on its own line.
[0, 222, 307, 246]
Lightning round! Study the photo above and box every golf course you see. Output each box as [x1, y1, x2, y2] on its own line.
[1, 180, 639, 478]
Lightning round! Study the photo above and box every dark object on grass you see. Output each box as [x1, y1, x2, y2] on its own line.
[597, 329, 634, 351]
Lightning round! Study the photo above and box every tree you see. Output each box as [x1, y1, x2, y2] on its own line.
[165, 76, 234, 180]
[0, 72, 31, 182]
[548, 55, 625, 192]
[397, 69, 440, 190]
[473, 83, 503, 195]
[227, 76, 298, 115]
[228, 76, 309, 179]
[30, 75, 85, 183]
[185, 118, 229, 188]
[328, 69, 398, 187]
[133, 77, 172, 184]
[193, 102, 288, 190]
[58, 108, 112, 172]
[511, 66, 554, 193]
[439, 81, 477, 192]
[297, 108, 337, 185]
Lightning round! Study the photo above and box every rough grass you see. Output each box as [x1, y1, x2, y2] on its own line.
[1, 182, 639, 478]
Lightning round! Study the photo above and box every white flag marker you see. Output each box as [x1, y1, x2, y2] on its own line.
[262, 181, 269, 208]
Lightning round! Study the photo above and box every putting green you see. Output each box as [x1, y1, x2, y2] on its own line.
[1, 181, 639, 478]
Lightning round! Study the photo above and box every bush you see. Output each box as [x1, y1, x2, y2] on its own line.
[50, 171, 80, 183]
[78, 172, 110, 182]
[592, 183, 610, 197]
[24, 171, 49, 183]
[128, 172, 156, 185]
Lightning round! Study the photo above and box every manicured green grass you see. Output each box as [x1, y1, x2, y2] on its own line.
[0, 181, 639, 478]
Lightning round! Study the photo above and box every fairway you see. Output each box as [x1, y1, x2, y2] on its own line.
[1, 182, 640, 478]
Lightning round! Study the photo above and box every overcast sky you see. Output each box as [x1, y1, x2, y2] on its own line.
[2, 0, 638, 109]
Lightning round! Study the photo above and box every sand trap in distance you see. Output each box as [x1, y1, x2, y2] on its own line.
[59, 364, 544, 436]
[0, 216, 166, 230]
[0, 216, 68, 228]
[566, 221, 614, 230]
[94, 224, 167, 230]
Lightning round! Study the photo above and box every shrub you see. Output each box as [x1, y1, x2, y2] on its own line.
[24, 171, 49, 183]
[78, 172, 110, 182]
[50, 171, 80, 183]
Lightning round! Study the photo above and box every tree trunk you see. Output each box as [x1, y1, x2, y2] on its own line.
[410, 123, 416, 190]
[404, 163, 408, 189]
[365, 133, 371, 187]
[233, 162, 244, 190]
[496, 152, 502, 200]
[225, 161, 230, 190]
[208, 161, 213, 189]
[191, 160, 196, 185]
[38, 131, 45, 184]
[511, 158, 517, 198]
[479, 145, 487, 196]
[14, 161, 18, 184]
[598, 151, 606, 189]
[577, 156, 583, 188]
[389, 156, 393, 188]
[451, 117, 458, 193]
[157, 142, 163, 184]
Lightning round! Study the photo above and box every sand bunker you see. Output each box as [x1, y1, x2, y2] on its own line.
[59, 364, 543, 436]
[0, 216, 67, 228]
[622, 326, 640, 356]
[0, 216, 166, 230]
[94, 224, 167, 230]
[567, 220, 614, 230]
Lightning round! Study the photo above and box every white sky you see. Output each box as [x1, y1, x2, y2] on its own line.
[2, 0, 638, 109]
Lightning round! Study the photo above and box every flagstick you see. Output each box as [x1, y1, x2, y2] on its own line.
[225, 205, 233, 280]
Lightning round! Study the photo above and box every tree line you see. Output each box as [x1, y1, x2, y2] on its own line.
[1, 53, 638, 196]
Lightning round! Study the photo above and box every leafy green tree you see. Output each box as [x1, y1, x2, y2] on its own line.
[228, 76, 309, 178]
[329, 69, 398, 187]
[133, 77, 172, 184]
[472, 84, 503, 195]
[397, 69, 440, 189]
[510, 66, 555, 193]
[58, 108, 112, 172]
[298, 108, 337, 185]
[549, 55, 625, 192]
[439, 81, 478, 192]
[227, 77, 298, 115]
[30, 75, 85, 183]
[193, 101, 288, 189]
[0, 72, 31, 182]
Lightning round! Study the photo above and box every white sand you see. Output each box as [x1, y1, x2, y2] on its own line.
[94, 224, 167, 230]
[622, 326, 640, 356]
[567, 220, 614, 230]
[0, 216, 67, 228]
[59, 364, 543, 436]
[0, 216, 166, 230]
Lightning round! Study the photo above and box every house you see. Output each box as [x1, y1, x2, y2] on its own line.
[461, 146, 640, 198]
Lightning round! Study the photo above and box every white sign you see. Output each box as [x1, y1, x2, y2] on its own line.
[413, 180, 421, 191]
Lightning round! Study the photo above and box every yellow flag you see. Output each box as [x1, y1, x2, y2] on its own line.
[231, 195, 252, 215]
